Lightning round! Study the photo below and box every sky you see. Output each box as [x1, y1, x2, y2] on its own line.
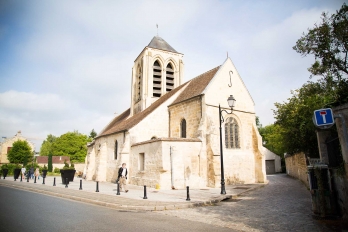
[0, 0, 345, 151]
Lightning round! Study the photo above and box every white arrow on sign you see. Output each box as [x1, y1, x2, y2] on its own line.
[320, 111, 327, 123]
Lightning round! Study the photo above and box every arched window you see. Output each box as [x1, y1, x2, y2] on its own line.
[225, 117, 240, 149]
[135, 66, 142, 102]
[153, 60, 162, 97]
[114, 140, 118, 160]
[181, 119, 186, 138]
[166, 63, 174, 93]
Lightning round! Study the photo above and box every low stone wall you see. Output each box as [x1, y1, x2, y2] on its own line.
[285, 153, 309, 188]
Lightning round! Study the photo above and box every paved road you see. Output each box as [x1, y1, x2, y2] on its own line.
[157, 174, 333, 231]
[0, 185, 231, 232]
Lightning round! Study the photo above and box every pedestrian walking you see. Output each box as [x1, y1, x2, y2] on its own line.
[34, 168, 40, 180]
[21, 165, 26, 179]
[30, 166, 34, 179]
[117, 163, 128, 193]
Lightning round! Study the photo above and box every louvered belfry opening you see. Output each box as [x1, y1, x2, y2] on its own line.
[166, 63, 174, 93]
[153, 60, 162, 97]
[136, 66, 141, 102]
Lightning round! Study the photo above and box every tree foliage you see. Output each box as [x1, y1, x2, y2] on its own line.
[51, 131, 90, 163]
[273, 80, 337, 157]
[293, 3, 348, 84]
[258, 124, 286, 157]
[89, 129, 97, 139]
[48, 154, 53, 172]
[272, 4, 348, 157]
[7, 140, 33, 164]
[40, 134, 57, 157]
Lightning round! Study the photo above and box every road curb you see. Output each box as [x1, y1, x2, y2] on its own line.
[0, 181, 232, 211]
[0, 180, 263, 211]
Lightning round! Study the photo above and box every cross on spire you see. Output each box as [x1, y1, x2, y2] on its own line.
[156, 24, 158, 36]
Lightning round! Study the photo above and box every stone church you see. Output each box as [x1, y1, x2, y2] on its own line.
[85, 36, 271, 189]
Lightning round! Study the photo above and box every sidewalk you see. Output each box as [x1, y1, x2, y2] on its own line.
[0, 175, 267, 211]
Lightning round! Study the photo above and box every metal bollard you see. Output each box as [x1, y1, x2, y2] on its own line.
[65, 178, 68, 188]
[27, 174, 29, 182]
[143, 185, 148, 199]
[20, 174, 22, 182]
[96, 181, 99, 192]
[186, 186, 190, 201]
[42, 177, 45, 185]
[53, 177, 56, 186]
[116, 183, 120, 195]
[79, 180, 82, 190]
[34, 176, 37, 183]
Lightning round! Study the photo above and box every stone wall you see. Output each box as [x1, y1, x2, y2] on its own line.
[130, 139, 203, 189]
[332, 103, 348, 220]
[169, 96, 202, 138]
[285, 153, 309, 188]
[204, 104, 266, 187]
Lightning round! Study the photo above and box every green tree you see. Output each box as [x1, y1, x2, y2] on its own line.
[40, 134, 57, 156]
[255, 116, 262, 129]
[51, 131, 89, 162]
[7, 140, 33, 164]
[259, 124, 286, 157]
[89, 129, 97, 139]
[293, 3, 347, 84]
[273, 81, 336, 157]
[48, 153, 53, 172]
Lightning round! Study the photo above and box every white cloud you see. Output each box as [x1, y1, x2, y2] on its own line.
[0, 91, 68, 111]
[0, 0, 345, 148]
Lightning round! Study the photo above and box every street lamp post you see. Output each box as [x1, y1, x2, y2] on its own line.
[219, 95, 236, 195]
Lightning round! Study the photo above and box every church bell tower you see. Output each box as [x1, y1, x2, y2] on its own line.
[130, 36, 184, 116]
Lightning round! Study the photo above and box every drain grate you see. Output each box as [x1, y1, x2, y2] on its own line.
[234, 187, 250, 189]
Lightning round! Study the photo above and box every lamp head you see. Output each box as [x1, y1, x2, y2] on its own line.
[227, 95, 236, 108]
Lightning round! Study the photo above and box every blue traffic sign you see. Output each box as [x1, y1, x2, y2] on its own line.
[313, 108, 335, 126]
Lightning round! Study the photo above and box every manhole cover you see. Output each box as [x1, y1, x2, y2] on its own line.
[234, 187, 250, 189]
[151, 191, 158, 193]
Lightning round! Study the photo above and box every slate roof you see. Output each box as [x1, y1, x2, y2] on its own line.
[97, 65, 220, 138]
[170, 66, 220, 106]
[98, 83, 188, 137]
[147, 36, 178, 53]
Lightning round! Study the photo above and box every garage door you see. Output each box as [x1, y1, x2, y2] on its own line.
[266, 160, 275, 174]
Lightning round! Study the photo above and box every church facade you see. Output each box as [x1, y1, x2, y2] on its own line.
[85, 36, 270, 189]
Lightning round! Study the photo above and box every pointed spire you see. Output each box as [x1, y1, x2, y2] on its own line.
[147, 36, 178, 53]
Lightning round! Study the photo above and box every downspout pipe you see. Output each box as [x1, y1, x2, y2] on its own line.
[170, 146, 175, 189]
